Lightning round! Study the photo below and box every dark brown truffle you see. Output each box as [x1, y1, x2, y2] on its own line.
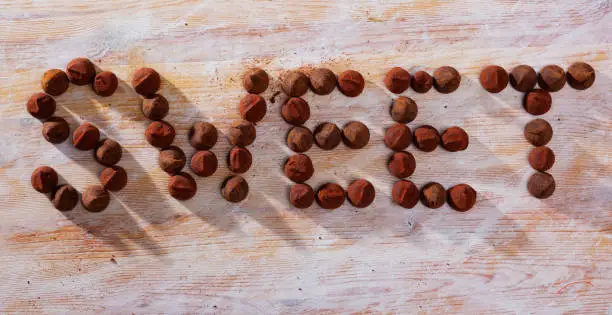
[411, 70, 433, 93]
[286, 126, 314, 153]
[228, 120, 256, 147]
[289, 184, 315, 209]
[441, 126, 469, 152]
[523, 89, 552, 116]
[420, 182, 446, 209]
[191, 150, 218, 177]
[92, 71, 118, 97]
[31, 166, 58, 194]
[316, 183, 345, 210]
[145, 121, 175, 148]
[27, 92, 56, 119]
[72, 122, 100, 151]
[337, 70, 365, 97]
[567, 62, 595, 90]
[132, 67, 161, 97]
[479, 65, 508, 93]
[168, 172, 197, 200]
[314, 122, 341, 150]
[189, 122, 218, 150]
[66, 58, 96, 85]
[239, 94, 267, 123]
[100, 165, 128, 192]
[388, 151, 416, 179]
[281, 97, 310, 126]
[42, 117, 70, 144]
[413, 125, 440, 152]
[347, 179, 375, 208]
[141, 94, 169, 121]
[390, 96, 418, 123]
[228, 146, 252, 174]
[284, 154, 314, 183]
[309, 68, 336, 95]
[528, 146, 555, 172]
[222, 175, 249, 203]
[509, 65, 537, 92]
[95, 139, 123, 166]
[524, 119, 553, 146]
[342, 121, 370, 149]
[527, 172, 555, 199]
[384, 123, 411, 151]
[281, 70, 309, 97]
[51, 185, 78, 211]
[384, 67, 411, 94]
[159, 146, 186, 174]
[433, 66, 461, 93]
[538, 65, 566, 92]
[41, 69, 69, 96]
[81, 185, 110, 212]
[243, 68, 269, 94]
[447, 184, 477, 212]
[392, 180, 419, 208]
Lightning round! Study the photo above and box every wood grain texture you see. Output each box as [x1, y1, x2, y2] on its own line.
[1, 0, 611, 313]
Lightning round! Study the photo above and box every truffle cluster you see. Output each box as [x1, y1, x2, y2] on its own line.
[391, 180, 476, 211]
[384, 66, 461, 94]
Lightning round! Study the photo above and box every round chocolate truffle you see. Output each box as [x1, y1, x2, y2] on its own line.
[51, 184, 78, 211]
[509, 65, 537, 92]
[413, 125, 440, 152]
[228, 120, 256, 147]
[239, 94, 267, 123]
[168, 172, 197, 200]
[388, 151, 416, 179]
[222, 175, 249, 203]
[189, 122, 218, 150]
[92, 71, 118, 97]
[347, 179, 375, 208]
[567, 62, 595, 90]
[228, 146, 252, 174]
[338, 70, 365, 97]
[309, 68, 336, 95]
[243, 68, 269, 94]
[141, 94, 169, 121]
[191, 150, 218, 177]
[342, 121, 370, 149]
[158, 146, 186, 174]
[42, 117, 70, 144]
[73, 122, 100, 151]
[289, 184, 315, 209]
[384, 67, 411, 94]
[41, 69, 69, 96]
[441, 126, 469, 152]
[390, 96, 418, 123]
[523, 89, 552, 116]
[392, 180, 419, 209]
[31, 166, 58, 194]
[27, 92, 56, 119]
[528, 146, 555, 172]
[433, 66, 461, 94]
[538, 65, 566, 92]
[145, 121, 175, 148]
[286, 126, 314, 153]
[527, 172, 555, 199]
[284, 154, 314, 183]
[447, 184, 477, 212]
[316, 183, 345, 210]
[100, 165, 128, 192]
[281, 97, 310, 126]
[524, 119, 553, 146]
[384, 123, 411, 151]
[411, 70, 433, 93]
[479, 65, 508, 93]
[66, 58, 96, 85]
[95, 139, 123, 166]
[421, 182, 446, 209]
[81, 185, 110, 212]
[281, 70, 309, 97]
[132, 67, 161, 97]
[314, 122, 341, 150]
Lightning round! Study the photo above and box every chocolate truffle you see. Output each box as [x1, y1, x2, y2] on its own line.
[42, 117, 70, 144]
[509, 65, 537, 92]
[243, 68, 269, 94]
[342, 121, 370, 149]
[413, 125, 440, 152]
[284, 154, 314, 183]
[228, 120, 256, 147]
[567, 62, 595, 90]
[447, 184, 477, 212]
[99, 165, 128, 192]
[41, 69, 69, 96]
[132, 67, 161, 97]
[168, 172, 197, 200]
[73, 122, 100, 151]
[27, 92, 56, 119]
[228, 146, 252, 173]
[316, 183, 345, 210]
[538, 65, 566, 92]
[527, 172, 555, 199]
[281, 97, 310, 126]
[479, 65, 508, 93]
[433, 66, 461, 93]
[338, 70, 365, 97]
[441, 126, 469, 152]
[289, 184, 315, 209]
[384, 67, 411, 94]
[141, 94, 169, 121]
[92, 71, 118, 97]
[222, 175, 249, 203]
[388, 151, 416, 178]
[523, 89, 552, 116]
[280, 70, 309, 97]
[95, 139, 123, 166]
[420, 182, 446, 209]
[528, 146, 555, 172]
[524, 119, 553, 146]
[286, 126, 314, 153]
[411, 70, 433, 93]
[189, 122, 218, 150]
[384, 123, 411, 151]
[159, 146, 186, 174]
[66, 58, 96, 85]
[347, 179, 375, 208]
[145, 121, 175, 148]
[314, 122, 341, 150]
[191, 150, 218, 177]
[239, 94, 267, 123]
[31, 166, 58, 194]
[391, 180, 418, 208]
[81, 185, 110, 212]
[390, 96, 418, 123]
[51, 184, 78, 211]
[309, 68, 336, 95]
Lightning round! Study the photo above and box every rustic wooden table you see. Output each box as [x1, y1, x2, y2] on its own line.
[1, 0, 611, 313]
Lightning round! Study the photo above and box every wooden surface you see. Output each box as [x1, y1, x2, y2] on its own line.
[1, 0, 611, 313]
